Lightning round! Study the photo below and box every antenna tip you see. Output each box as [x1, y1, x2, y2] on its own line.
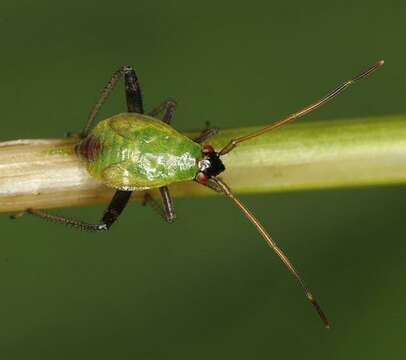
[378, 59, 385, 66]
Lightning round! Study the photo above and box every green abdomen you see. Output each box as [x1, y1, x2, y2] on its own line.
[77, 113, 202, 190]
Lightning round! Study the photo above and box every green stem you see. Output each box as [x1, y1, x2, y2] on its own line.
[0, 114, 405, 212]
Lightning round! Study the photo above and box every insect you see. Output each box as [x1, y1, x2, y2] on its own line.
[12, 60, 384, 328]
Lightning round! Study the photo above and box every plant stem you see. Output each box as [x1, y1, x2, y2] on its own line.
[0, 114, 405, 212]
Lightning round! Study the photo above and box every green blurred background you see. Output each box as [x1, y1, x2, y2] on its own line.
[0, 0, 405, 359]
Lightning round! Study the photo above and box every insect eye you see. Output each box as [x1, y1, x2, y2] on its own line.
[196, 172, 209, 183]
[202, 144, 215, 154]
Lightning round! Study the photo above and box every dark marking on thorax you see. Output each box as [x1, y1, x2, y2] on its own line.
[75, 135, 103, 162]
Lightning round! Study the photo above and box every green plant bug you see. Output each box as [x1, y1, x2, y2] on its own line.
[12, 60, 384, 328]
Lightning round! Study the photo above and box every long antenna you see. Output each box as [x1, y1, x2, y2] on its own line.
[210, 176, 330, 328]
[219, 60, 384, 155]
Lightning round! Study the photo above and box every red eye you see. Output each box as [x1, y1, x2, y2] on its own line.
[203, 144, 215, 154]
[196, 172, 209, 183]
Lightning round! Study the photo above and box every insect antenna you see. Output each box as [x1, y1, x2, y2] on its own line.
[219, 60, 384, 155]
[209, 176, 331, 328]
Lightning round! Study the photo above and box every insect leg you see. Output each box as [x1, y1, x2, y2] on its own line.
[124, 67, 144, 114]
[158, 187, 176, 223]
[148, 98, 177, 119]
[148, 99, 218, 143]
[10, 190, 132, 232]
[193, 127, 219, 144]
[100, 190, 133, 228]
[142, 192, 176, 223]
[145, 99, 179, 222]
[81, 65, 144, 137]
